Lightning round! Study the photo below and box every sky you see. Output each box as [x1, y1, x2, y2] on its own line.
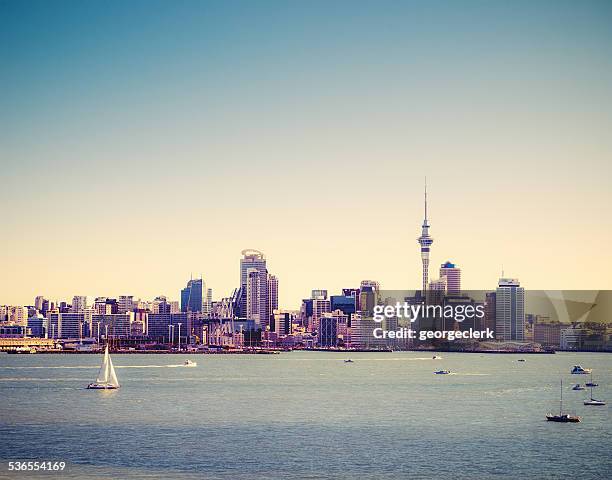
[1, 0, 611, 308]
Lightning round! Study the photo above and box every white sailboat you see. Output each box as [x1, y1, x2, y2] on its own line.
[584, 383, 606, 406]
[87, 345, 120, 390]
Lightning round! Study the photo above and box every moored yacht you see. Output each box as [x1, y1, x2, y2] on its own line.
[547, 379, 580, 423]
[571, 365, 591, 374]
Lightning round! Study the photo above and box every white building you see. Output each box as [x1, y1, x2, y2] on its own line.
[495, 278, 525, 341]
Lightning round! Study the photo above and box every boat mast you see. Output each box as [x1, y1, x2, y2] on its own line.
[559, 379, 563, 416]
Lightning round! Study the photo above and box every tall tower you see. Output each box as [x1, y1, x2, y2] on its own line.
[417, 179, 433, 297]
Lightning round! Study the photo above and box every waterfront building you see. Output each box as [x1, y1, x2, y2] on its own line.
[27, 315, 46, 337]
[48, 313, 85, 339]
[484, 292, 496, 334]
[91, 314, 131, 339]
[273, 310, 293, 336]
[318, 310, 348, 347]
[533, 318, 561, 347]
[560, 326, 586, 350]
[147, 312, 188, 342]
[495, 278, 525, 341]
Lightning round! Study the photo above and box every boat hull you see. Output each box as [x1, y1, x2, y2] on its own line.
[546, 414, 580, 422]
[87, 383, 119, 390]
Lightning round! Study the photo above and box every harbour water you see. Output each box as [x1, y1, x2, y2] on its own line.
[1, 351, 610, 479]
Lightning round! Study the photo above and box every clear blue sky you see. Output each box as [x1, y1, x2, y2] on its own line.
[1, 0, 611, 307]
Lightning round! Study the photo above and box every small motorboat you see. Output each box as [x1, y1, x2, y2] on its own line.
[344, 359, 354, 363]
[517, 359, 526, 362]
[434, 370, 451, 375]
[183, 360, 197, 367]
[570, 365, 591, 374]
[432, 355, 442, 360]
[572, 384, 585, 391]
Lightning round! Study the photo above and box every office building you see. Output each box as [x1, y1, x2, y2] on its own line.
[495, 278, 525, 341]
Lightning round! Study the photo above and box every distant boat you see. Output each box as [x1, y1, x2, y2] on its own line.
[344, 359, 354, 363]
[572, 384, 585, 391]
[434, 370, 451, 375]
[547, 379, 580, 422]
[584, 381, 606, 406]
[517, 359, 526, 362]
[87, 345, 120, 390]
[432, 355, 442, 360]
[183, 360, 197, 367]
[585, 373, 598, 388]
[571, 365, 591, 375]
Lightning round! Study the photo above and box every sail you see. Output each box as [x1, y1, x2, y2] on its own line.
[107, 354, 119, 387]
[96, 346, 110, 383]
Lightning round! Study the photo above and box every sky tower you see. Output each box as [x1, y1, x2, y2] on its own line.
[417, 179, 433, 297]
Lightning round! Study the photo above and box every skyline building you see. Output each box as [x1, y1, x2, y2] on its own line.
[439, 261, 461, 295]
[495, 278, 525, 341]
[72, 295, 87, 313]
[417, 180, 433, 297]
[181, 278, 204, 313]
[239, 249, 271, 329]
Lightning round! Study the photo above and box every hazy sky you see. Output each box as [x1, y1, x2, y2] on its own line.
[1, 0, 611, 308]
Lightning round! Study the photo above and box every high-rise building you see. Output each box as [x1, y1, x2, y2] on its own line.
[417, 179, 433, 297]
[439, 261, 461, 295]
[203, 288, 213, 316]
[318, 310, 348, 347]
[330, 295, 356, 319]
[312, 297, 331, 333]
[9, 306, 28, 326]
[484, 292, 497, 334]
[72, 296, 88, 313]
[239, 249, 269, 328]
[495, 278, 525, 341]
[34, 296, 46, 312]
[181, 278, 204, 313]
[118, 295, 134, 314]
[268, 275, 278, 317]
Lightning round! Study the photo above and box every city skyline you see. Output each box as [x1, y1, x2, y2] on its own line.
[2, 1, 612, 308]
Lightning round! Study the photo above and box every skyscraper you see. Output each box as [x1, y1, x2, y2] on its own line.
[239, 249, 269, 327]
[181, 278, 204, 313]
[417, 179, 433, 297]
[439, 261, 461, 295]
[268, 275, 278, 317]
[495, 278, 525, 341]
[72, 296, 88, 313]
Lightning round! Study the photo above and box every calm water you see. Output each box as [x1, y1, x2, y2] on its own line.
[0, 351, 610, 479]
